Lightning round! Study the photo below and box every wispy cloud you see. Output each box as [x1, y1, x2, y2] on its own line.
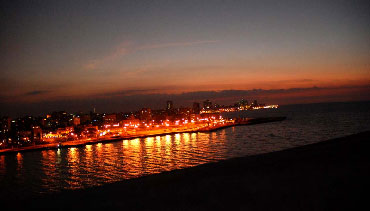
[83, 40, 219, 71]
[24, 90, 50, 96]
[136, 40, 219, 51]
[83, 41, 132, 70]
[96, 88, 160, 97]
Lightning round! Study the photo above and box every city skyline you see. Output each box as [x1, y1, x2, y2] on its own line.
[1, 0, 370, 116]
[0, 97, 278, 151]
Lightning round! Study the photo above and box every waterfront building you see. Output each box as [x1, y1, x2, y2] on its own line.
[73, 117, 80, 126]
[32, 126, 42, 141]
[120, 118, 141, 127]
[103, 114, 117, 124]
[140, 108, 152, 122]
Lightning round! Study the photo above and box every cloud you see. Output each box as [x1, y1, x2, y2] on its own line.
[24, 90, 50, 96]
[83, 40, 219, 71]
[96, 88, 160, 97]
[136, 40, 219, 51]
[83, 41, 132, 70]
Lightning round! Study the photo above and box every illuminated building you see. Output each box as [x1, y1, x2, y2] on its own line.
[251, 100, 258, 108]
[14, 129, 34, 145]
[203, 100, 212, 110]
[120, 119, 140, 127]
[83, 126, 98, 138]
[0, 99, 278, 150]
[0, 117, 11, 132]
[32, 126, 42, 141]
[73, 117, 80, 126]
[103, 114, 117, 124]
[166, 101, 173, 110]
[140, 108, 152, 122]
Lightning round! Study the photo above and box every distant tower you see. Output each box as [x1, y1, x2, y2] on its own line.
[166, 101, 173, 110]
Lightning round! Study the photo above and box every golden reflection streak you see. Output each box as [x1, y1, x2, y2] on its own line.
[183, 133, 190, 143]
[103, 143, 116, 176]
[0, 155, 5, 175]
[172, 134, 181, 162]
[220, 129, 226, 139]
[175, 133, 181, 143]
[155, 136, 160, 147]
[145, 136, 162, 173]
[181, 133, 191, 156]
[67, 147, 81, 189]
[68, 148, 78, 162]
[189, 132, 198, 148]
[16, 152, 23, 170]
[57, 148, 61, 156]
[122, 139, 128, 148]
[41, 150, 57, 189]
[145, 137, 154, 164]
[96, 143, 103, 158]
[121, 138, 142, 177]
[86, 144, 92, 151]
[159, 135, 170, 171]
[131, 138, 140, 146]
[105, 143, 114, 153]
[165, 135, 171, 144]
[85, 145, 93, 173]
[0, 155, 4, 168]
[145, 137, 154, 147]
[121, 139, 129, 168]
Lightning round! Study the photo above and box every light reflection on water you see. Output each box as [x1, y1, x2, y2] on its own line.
[36, 131, 229, 191]
[0, 102, 369, 197]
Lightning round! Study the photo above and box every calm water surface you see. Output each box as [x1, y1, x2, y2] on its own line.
[1, 101, 370, 198]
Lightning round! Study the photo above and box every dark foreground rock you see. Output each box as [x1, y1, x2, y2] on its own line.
[8, 131, 370, 210]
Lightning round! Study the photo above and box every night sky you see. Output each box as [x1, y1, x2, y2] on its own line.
[1, 0, 369, 117]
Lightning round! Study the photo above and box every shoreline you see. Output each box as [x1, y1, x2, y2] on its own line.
[0, 116, 286, 155]
[12, 130, 370, 210]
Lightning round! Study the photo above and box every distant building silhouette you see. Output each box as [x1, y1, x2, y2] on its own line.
[140, 108, 152, 122]
[193, 102, 200, 114]
[251, 100, 258, 107]
[203, 100, 212, 110]
[166, 101, 173, 110]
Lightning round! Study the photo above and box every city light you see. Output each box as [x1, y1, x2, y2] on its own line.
[0, 99, 278, 152]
